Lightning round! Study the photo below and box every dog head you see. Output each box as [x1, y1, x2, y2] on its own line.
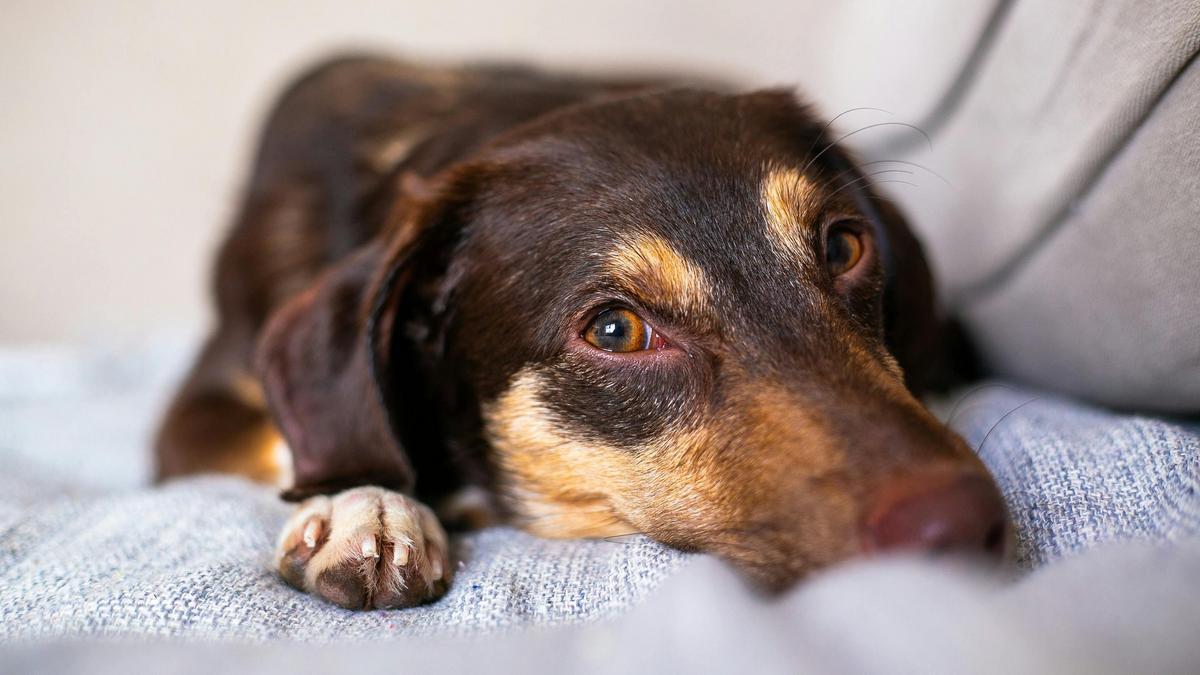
[260, 88, 1009, 590]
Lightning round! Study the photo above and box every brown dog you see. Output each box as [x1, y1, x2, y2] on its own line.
[154, 55, 1009, 610]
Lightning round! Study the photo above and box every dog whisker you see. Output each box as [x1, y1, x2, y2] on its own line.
[821, 165, 916, 189]
[806, 106, 895, 158]
[975, 396, 1044, 456]
[817, 168, 916, 207]
[824, 178, 918, 204]
[601, 532, 647, 544]
[858, 159, 955, 190]
[803, 121, 933, 175]
[943, 382, 1021, 427]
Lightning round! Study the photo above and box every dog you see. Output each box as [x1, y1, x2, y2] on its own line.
[154, 55, 1010, 610]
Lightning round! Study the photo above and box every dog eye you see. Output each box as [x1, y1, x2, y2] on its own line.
[825, 226, 864, 276]
[583, 308, 663, 352]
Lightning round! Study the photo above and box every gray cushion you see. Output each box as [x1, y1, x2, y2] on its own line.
[859, 1, 1200, 412]
[9, 541, 1200, 674]
[945, 384, 1200, 565]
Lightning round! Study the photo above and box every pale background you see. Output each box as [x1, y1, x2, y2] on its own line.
[0, 0, 987, 343]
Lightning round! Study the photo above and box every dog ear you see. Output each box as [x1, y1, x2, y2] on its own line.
[256, 175, 470, 501]
[256, 241, 413, 500]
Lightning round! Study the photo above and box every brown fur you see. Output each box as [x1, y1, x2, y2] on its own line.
[153, 54, 1005, 604]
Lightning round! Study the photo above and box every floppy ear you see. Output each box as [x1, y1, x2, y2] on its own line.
[256, 177, 469, 501]
[255, 239, 414, 500]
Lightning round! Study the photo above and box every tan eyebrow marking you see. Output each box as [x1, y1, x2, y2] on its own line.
[761, 167, 821, 267]
[605, 233, 713, 315]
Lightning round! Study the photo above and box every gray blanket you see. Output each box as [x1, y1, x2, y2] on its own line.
[1, 339, 1198, 671]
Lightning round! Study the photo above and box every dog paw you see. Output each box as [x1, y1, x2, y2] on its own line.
[275, 486, 451, 610]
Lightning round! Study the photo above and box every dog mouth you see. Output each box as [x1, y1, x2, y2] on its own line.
[679, 468, 1012, 593]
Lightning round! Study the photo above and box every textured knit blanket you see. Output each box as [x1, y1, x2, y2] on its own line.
[1, 339, 1198, 671]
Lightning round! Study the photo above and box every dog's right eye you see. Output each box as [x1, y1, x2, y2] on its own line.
[582, 308, 666, 352]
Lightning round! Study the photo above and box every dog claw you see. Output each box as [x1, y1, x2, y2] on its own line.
[302, 519, 320, 548]
[360, 535, 379, 559]
[431, 555, 443, 580]
[393, 545, 409, 566]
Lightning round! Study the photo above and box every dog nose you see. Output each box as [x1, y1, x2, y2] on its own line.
[863, 470, 1009, 558]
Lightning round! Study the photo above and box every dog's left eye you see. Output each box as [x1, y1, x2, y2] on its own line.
[825, 225, 864, 276]
[582, 308, 666, 352]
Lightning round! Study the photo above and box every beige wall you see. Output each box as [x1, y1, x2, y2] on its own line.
[0, 0, 984, 342]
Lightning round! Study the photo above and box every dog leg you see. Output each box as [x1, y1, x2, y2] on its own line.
[154, 57, 429, 485]
[154, 330, 286, 484]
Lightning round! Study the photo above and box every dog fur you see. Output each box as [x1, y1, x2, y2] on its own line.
[154, 55, 1004, 609]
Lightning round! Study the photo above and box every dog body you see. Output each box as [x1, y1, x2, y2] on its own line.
[155, 56, 1007, 609]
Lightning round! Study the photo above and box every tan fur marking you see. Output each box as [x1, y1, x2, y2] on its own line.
[482, 363, 885, 563]
[367, 125, 434, 173]
[219, 375, 288, 486]
[156, 372, 286, 486]
[229, 373, 267, 408]
[483, 369, 818, 542]
[483, 370, 635, 538]
[606, 233, 712, 316]
[741, 385, 845, 475]
[211, 423, 287, 485]
[761, 167, 821, 266]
